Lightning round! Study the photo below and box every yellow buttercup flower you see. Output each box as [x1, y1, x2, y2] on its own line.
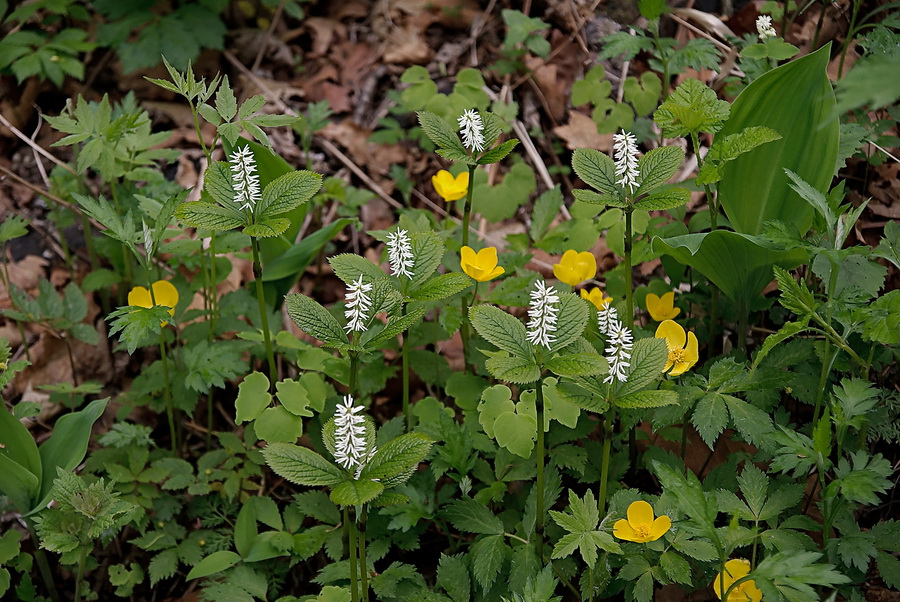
[645, 291, 680, 321]
[580, 287, 612, 311]
[655, 320, 699, 376]
[713, 559, 762, 602]
[460, 246, 504, 282]
[128, 280, 179, 326]
[432, 170, 469, 202]
[552, 250, 596, 287]
[613, 500, 671, 543]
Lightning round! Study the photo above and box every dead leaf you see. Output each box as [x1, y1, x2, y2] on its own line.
[320, 119, 407, 175]
[553, 111, 613, 151]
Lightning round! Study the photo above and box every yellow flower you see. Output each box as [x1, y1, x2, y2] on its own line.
[655, 320, 699, 376]
[645, 291, 680, 321]
[460, 246, 504, 282]
[613, 500, 671, 543]
[713, 559, 762, 602]
[128, 280, 179, 326]
[580, 287, 612, 311]
[432, 170, 469, 202]
[552, 250, 596, 287]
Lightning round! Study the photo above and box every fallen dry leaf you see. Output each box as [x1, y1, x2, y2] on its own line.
[553, 111, 613, 151]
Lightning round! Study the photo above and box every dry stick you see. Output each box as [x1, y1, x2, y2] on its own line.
[0, 111, 77, 175]
[251, 0, 285, 73]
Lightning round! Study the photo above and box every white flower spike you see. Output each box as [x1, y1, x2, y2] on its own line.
[344, 274, 373, 333]
[333, 395, 369, 471]
[386, 228, 415, 280]
[229, 145, 261, 211]
[603, 320, 633, 384]
[756, 15, 776, 40]
[526, 280, 560, 349]
[613, 130, 640, 194]
[458, 109, 485, 153]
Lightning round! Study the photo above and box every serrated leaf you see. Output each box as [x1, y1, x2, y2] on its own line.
[328, 253, 389, 285]
[634, 188, 690, 211]
[365, 307, 426, 350]
[636, 146, 684, 196]
[418, 111, 471, 162]
[752, 316, 810, 369]
[262, 442, 344, 487]
[186, 550, 239, 581]
[470, 535, 506, 591]
[545, 352, 607, 377]
[550, 293, 590, 353]
[654, 78, 730, 138]
[243, 217, 290, 238]
[215, 76, 237, 121]
[175, 201, 246, 232]
[477, 139, 519, 164]
[572, 149, 619, 197]
[437, 554, 471, 602]
[149, 549, 179, 586]
[408, 231, 444, 291]
[485, 354, 541, 385]
[330, 479, 383, 506]
[572, 189, 625, 207]
[257, 170, 322, 218]
[285, 293, 347, 345]
[618, 337, 668, 396]
[469, 305, 532, 359]
[692, 393, 728, 448]
[615, 389, 679, 409]
[360, 432, 432, 487]
[444, 499, 503, 535]
[409, 273, 472, 301]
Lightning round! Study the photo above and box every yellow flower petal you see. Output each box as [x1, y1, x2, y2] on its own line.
[460, 246, 502, 282]
[553, 250, 596, 286]
[724, 559, 751, 580]
[649, 515, 671, 541]
[432, 169, 469, 202]
[580, 288, 612, 311]
[713, 559, 757, 601]
[646, 291, 681, 321]
[627, 500, 654, 526]
[128, 286, 152, 309]
[151, 280, 179, 316]
[655, 320, 686, 349]
[685, 331, 699, 364]
[612, 518, 640, 542]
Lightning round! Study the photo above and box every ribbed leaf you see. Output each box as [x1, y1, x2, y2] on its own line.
[618, 337, 668, 396]
[360, 432, 432, 487]
[262, 442, 344, 487]
[550, 293, 589, 353]
[243, 217, 290, 238]
[257, 170, 322, 218]
[364, 306, 426, 349]
[408, 232, 444, 291]
[330, 479, 384, 506]
[203, 161, 237, 206]
[634, 188, 690, 211]
[409, 273, 472, 301]
[175, 201, 246, 232]
[284, 293, 346, 345]
[328, 253, 388, 285]
[417, 111, 471, 163]
[545, 352, 608, 377]
[636, 145, 684, 196]
[572, 148, 619, 196]
[469, 305, 532, 359]
[615, 390, 679, 409]
[717, 45, 839, 235]
[485, 355, 541, 384]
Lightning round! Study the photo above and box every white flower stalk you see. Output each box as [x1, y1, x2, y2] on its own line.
[526, 280, 560, 349]
[613, 130, 640, 193]
[458, 109, 485, 153]
[333, 395, 369, 471]
[344, 274, 373, 333]
[386, 228, 415, 280]
[603, 319, 633, 384]
[756, 15, 776, 40]
[597, 304, 619, 337]
[229, 145, 261, 211]
[142, 219, 153, 258]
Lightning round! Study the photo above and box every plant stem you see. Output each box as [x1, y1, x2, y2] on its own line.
[346, 507, 359, 602]
[598, 408, 615, 517]
[623, 209, 634, 328]
[148, 284, 178, 454]
[25, 518, 61, 602]
[534, 377, 545, 562]
[737, 302, 749, 356]
[461, 165, 476, 249]
[401, 303, 411, 430]
[65, 337, 78, 388]
[359, 505, 369, 602]
[209, 234, 219, 336]
[74, 545, 88, 602]
[251, 238, 277, 387]
[349, 353, 360, 399]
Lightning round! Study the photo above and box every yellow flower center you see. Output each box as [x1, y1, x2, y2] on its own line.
[669, 348, 686, 364]
[634, 523, 652, 539]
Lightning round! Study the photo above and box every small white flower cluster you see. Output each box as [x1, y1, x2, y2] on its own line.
[344, 274, 373, 333]
[386, 228, 415, 280]
[458, 109, 485, 153]
[598, 304, 633, 384]
[613, 130, 640, 193]
[333, 395, 372, 474]
[526, 280, 560, 349]
[756, 15, 776, 41]
[229, 146, 261, 211]
[142, 220, 154, 258]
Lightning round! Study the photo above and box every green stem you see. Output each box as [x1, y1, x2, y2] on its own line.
[109, 181, 132, 294]
[461, 165, 475, 249]
[598, 409, 614, 517]
[251, 238, 277, 387]
[209, 234, 219, 336]
[838, 0, 862, 78]
[535, 376, 545, 562]
[346, 507, 359, 602]
[25, 518, 61, 602]
[74, 545, 88, 602]
[349, 353, 360, 399]
[401, 303, 411, 430]
[149, 284, 178, 454]
[624, 209, 634, 328]
[737, 302, 749, 356]
[359, 505, 369, 602]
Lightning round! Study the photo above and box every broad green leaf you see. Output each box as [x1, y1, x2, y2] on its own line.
[654, 78, 730, 138]
[572, 148, 619, 196]
[254, 406, 303, 443]
[693, 393, 728, 448]
[243, 217, 290, 238]
[408, 231, 445, 291]
[262, 442, 344, 486]
[469, 305, 532, 359]
[202, 161, 238, 207]
[470, 535, 507, 592]
[549, 293, 589, 353]
[717, 45, 839, 235]
[477, 139, 519, 164]
[571, 189, 625, 208]
[615, 390, 679, 409]
[417, 111, 471, 163]
[360, 432, 432, 487]
[437, 553, 471, 602]
[330, 479, 383, 506]
[262, 218, 353, 282]
[257, 170, 322, 218]
[636, 146, 684, 196]
[328, 253, 388, 285]
[618, 337, 668, 396]
[0, 454, 39, 513]
[753, 316, 810, 368]
[408, 273, 472, 301]
[364, 307, 426, 350]
[545, 353, 607, 377]
[235, 372, 272, 424]
[633, 188, 690, 211]
[175, 201, 246, 232]
[652, 231, 807, 307]
[0, 402, 41, 482]
[444, 499, 504, 535]
[485, 354, 541, 384]
[285, 293, 347, 345]
[696, 126, 783, 186]
[493, 411, 537, 457]
[186, 550, 240, 580]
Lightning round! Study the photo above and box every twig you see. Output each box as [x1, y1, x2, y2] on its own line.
[0, 111, 77, 175]
[251, 0, 285, 73]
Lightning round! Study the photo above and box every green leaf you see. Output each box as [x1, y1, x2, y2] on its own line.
[408, 231, 445, 291]
[360, 432, 433, 487]
[254, 406, 303, 443]
[409, 273, 472, 301]
[550, 293, 590, 353]
[444, 499, 504, 535]
[654, 78, 730, 138]
[469, 305, 532, 359]
[437, 554, 471, 602]
[692, 393, 728, 448]
[417, 111, 471, 163]
[176, 201, 246, 232]
[652, 231, 808, 307]
[618, 337, 668, 396]
[262, 442, 345, 487]
[493, 411, 537, 457]
[330, 479, 384, 506]
[243, 217, 290, 238]
[545, 353, 607, 377]
[634, 188, 690, 211]
[477, 139, 519, 164]
[257, 170, 322, 218]
[697, 126, 782, 186]
[485, 354, 541, 385]
[572, 149, 619, 196]
[752, 316, 810, 368]
[773, 265, 817, 317]
[365, 307, 426, 350]
[328, 253, 388, 285]
[717, 45, 839, 235]
[530, 186, 563, 241]
[285, 294, 347, 346]
[636, 146, 684, 196]
[615, 390, 679, 409]
[186, 550, 240, 581]
[215, 76, 237, 122]
[572, 189, 625, 208]
[470, 535, 506, 591]
[202, 161, 239, 206]
[235, 372, 272, 424]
